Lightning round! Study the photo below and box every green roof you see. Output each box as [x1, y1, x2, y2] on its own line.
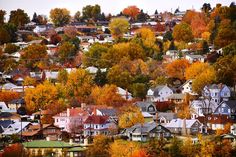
[23, 140, 72, 148]
[68, 147, 87, 152]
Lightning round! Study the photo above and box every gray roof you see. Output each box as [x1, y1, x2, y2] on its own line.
[0, 120, 13, 128]
[223, 100, 236, 110]
[167, 93, 185, 100]
[157, 112, 177, 121]
[97, 108, 117, 116]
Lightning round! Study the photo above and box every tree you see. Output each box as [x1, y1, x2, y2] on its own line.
[202, 3, 212, 14]
[223, 43, 236, 56]
[122, 6, 140, 22]
[24, 81, 58, 113]
[132, 83, 148, 99]
[2, 143, 26, 157]
[74, 11, 81, 22]
[90, 84, 126, 107]
[109, 140, 141, 157]
[58, 42, 77, 63]
[202, 40, 209, 54]
[8, 9, 30, 28]
[214, 55, 236, 86]
[32, 12, 38, 23]
[185, 62, 210, 80]
[58, 69, 68, 85]
[173, 22, 193, 42]
[214, 19, 236, 48]
[132, 149, 150, 157]
[118, 105, 144, 128]
[181, 137, 198, 157]
[165, 59, 190, 81]
[94, 68, 107, 86]
[0, 26, 11, 44]
[2, 23, 17, 42]
[192, 67, 216, 94]
[4, 43, 19, 54]
[137, 9, 149, 22]
[82, 4, 101, 20]
[50, 33, 61, 45]
[191, 13, 208, 38]
[0, 10, 6, 25]
[0, 92, 20, 103]
[64, 26, 78, 39]
[109, 17, 129, 39]
[50, 8, 71, 26]
[86, 135, 113, 157]
[163, 31, 173, 41]
[201, 31, 211, 41]
[66, 69, 94, 103]
[169, 137, 183, 157]
[21, 44, 47, 69]
[23, 76, 37, 86]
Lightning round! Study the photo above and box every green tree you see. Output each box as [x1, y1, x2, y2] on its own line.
[131, 83, 148, 99]
[0, 10, 6, 25]
[58, 42, 77, 63]
[8, 9, 30, 28]
[202, 40, 209, 54]
[50, 8, 71, 26]
[0, 26, 11, 44]
[169, 137, 183, 157]
[2, 23, 17, 42]
[74, 11, 81, 22]
[109, 17, 129, 40]
[173, 22, 193, 42]
[223, 43, 236, 56]
[82, 4, 101, 21]
[163, 31, 173, 41]
[4, 43, 19, 54]
[94, 68, 107, 86]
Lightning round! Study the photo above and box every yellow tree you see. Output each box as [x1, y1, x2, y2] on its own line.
[50, 8, 71, 27]
[90, 84, 126, 107]
[118, 105, 144, 128]
[23, 76, 37, 86]
[66, 69, 94, 103]
[24, 81, 58, 113]
[192, 67, 216, 94]
[185, 62, 210, 80]
[173, 22, 193, 42]
[165, 59, 190, 81]
[109, 17, 129, 39]
[109, 140, 141, 157]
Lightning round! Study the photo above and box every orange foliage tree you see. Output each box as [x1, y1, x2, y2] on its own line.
[90, 84, 126, 107]
[0, 91, 20, 103]
[185, 62, 210, 80]
[132, 149, 150, 157]
[165, 59, 190, 81]
[123, 6, 140, 21]
[2, 143, 26, 157]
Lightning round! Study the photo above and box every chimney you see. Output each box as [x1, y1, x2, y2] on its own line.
[81, 103, 86, 109]
[67, 108, 70, 117]
[46, 136, 50, 141]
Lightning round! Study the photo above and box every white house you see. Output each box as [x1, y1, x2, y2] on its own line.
[185, 54, 205, 63]
[203, 84, 231, 104]
[117, 87, 132, 100]
[2, 122, 31, 136]
[180, 80, 197, 95]
[147, 85, 173, 102]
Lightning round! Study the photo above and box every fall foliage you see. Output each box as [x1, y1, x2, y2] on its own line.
[123, 6, 140, 21]
[0, 91, 20, 103]
[185, 62, 210, 80]
[109, 17, 129, 39]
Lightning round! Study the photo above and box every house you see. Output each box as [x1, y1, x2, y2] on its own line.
[2, 122, 31, 136]
[0, 120, 14, 135]
[0, 102, 11, 112]
[122, 121, 172, 142]
[0, 83, 18, 91]
[180, 80, 197, 95]
[213, 100, 236, 119]
[83, 115, 114, 137]
[198, 115, 236, 131]
[0, 112, 20, 121]
[53, 108, 89, 133]
[142, 112, 154, 122]
[203, 84, 231, 104]
[156, 112, 177, 124]
[167, 93, 185, 104]
[117, 87, 133, 100]
[165, 118, 202, 135]
[95, 108, 117, 121]
[185, 54, 205, 63]
[23, 140, 86, 157]
[147, 85, 173, 102]
[22, 123, 62, 141]
[135, 101, 157, 115]
[7, 98, 25, 112]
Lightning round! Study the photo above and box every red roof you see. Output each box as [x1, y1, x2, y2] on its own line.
[84, 115, 109, 124]
[197, 115, 236, 124]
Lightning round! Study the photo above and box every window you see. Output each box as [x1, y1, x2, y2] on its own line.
[228, 109, 231, 113]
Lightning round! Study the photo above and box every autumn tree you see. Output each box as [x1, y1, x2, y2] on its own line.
[2, 143, 26, 157]
[223, 43, 236, 56]
[90, 84, 125, 107]
[86, 135, 113, 157]
[181, 137, 198, 157]
[173, 22, 193, 42]
[4, 43, 19, 54]
[0, 9, 6, 25]
[214, 19, 236, 48]
[24, 81, 58, 113]
[165, 59, 190, 81]
[0, 26, 11, 44]
[21, 44, 47, 69]
[0, 92, 20, 103]
[50, 8, 71, 26]
[132, 149, 150, 157]
[50, 33, 61, 45]
[214, 55, 236, 86]
[23, 76, 37, 86]
[118, 105, 144, 128]
[109, 17, 129, 40]
[123, 6, 140, 22]
[58, 42, 77, 63]
[109, 140, 141, 157]
[169, 137, 183, 157]
[57, 69, 68, 85]
[192, 67, 216, 94]
[64, 26, 78, 39]
[66, 69, 94, 103]
[185, 62, 210, 80]
[202, 3, 212, 14]
[190, 13, 208, 38]
[8, 9, 30, 28]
